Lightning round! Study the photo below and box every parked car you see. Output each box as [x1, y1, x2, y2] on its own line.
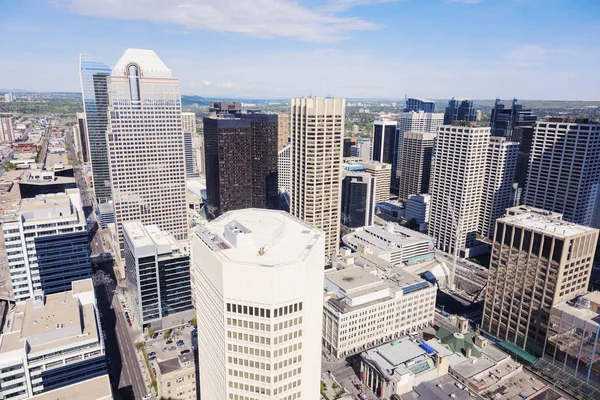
[176, 340, 185, 346]
[168, 346, 176, 351]
[166, 339, 173, 344]
[147, 352, 156, 357]
[180, 349, 190, 355]
[148, 356, 156, 361]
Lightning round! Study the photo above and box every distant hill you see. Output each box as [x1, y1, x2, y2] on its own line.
[181, 95, 209, 106]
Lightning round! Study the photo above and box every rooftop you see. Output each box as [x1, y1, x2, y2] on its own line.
[551, 292, 600, 326]
[113, 48, 172, 78]
[123, 221, 182, 256]
[402, 374, 473, 400]
[343, 223, 434, 257]
[502, 206, 597, 238]
[19, 191, 81, 223]
[29, 374, 112, 400]
[157, 353, 195, 375]
[194, 209, 322, 267]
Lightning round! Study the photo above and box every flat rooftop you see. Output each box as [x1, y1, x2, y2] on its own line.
[502, 206, 597, 238]
[195, 209, 322, 267]
[326, 267, 382, 292]
[29, 374, 112, 400]
[551, 293, 600, 326]
[343, 223, 434, 254]
[19, 193, 78, 222]
[123, 221, 181, 253]
[362, 338, 435, 380]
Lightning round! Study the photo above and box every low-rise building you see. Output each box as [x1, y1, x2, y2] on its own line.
[0, 279, 106, 399]
[360, 337, 450, 398]
[342, 223, 436, 266]
[358, 161, 391, 204]
[405, 193, 431, 232]
[323, 254, 436, 357]
[97, 202, 115, 228]
[28, 374, 113, 400]
[156, 353, 197, 400]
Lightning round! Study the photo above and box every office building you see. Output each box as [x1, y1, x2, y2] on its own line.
[182, 112, 199, 179]
[156, 353, 197, 400]
[406, 193, 431, 231]
[524, 118, 600, 228]
[290, 97, 344, 257]
[404, 97, 435, 113]
[106, 49, 188, 258]
[443, 97, 476, 125]
[358, 160, 391, 204]
[79, 53, 112, 202]
[278, 144, 291, 193]
[27, 375, 112, 400]
[123, 222, 193, 330]
[75, 113, 90, 163]
[490, 98, 537, 138]
[372, 120, 398, 178]
[192, 209, 325, 399]
[204, 112, 278, 216]
[511, 125, 535, 204]
[479, 137, 519, 239]
[97, 202, 115, 228]
[341, 171, 375, 228]
[351, 138, 371, 161]
[193, 135, 204, 175]
[323, 254, 436, 357]
[397, 111, 443, 182]
[543, 292, 600, 389]
[428, 124, 490, 253]
[4, 92, 14, 102]
[397, 131, 435, 201]
[2, 189, 91, 303]
[0, 279, 106, 399]
[343, 223, 436, 266]
[482, 206, 599, 356]
[343, 137, 356, 158]
[277, 113, 289, 151]
[209, 101, 242, 115]
[1, 117, 14, 143]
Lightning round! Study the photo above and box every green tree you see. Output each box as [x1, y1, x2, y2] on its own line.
[148, 327, 155, 338]
[191, 317, 197, 328]
[134, 341, 143, 351]
[163, 328, 172, 339]
[3, 162, 17, 171]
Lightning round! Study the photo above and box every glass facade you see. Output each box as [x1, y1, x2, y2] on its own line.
[443, 98, 476, 124]
[79, 54, 111, 202]
[404, 97, 435, 113]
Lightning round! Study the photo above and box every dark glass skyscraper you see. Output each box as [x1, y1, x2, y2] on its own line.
[443, 97, 476, 124]
[490, 98, 537, 137]
[341, 172, 375, 228]
[79, 54, 111, 202]
[404, 97, 435, 113]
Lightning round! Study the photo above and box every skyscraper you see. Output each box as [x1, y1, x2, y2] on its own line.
[404, 97, 435, 113]
[372, 120, 398, 169]
[428, 124, 490, 253]
[341, 171, 375, 228]
[75, 112, 90, 163]
[106, 49, 188, 258]
[482, 206, 599, 355]
[192, 209, 324, 399]
[443, 97, 476, 125]
[397, 131, 436, 201]
[479, 137, 519, 239]
[490, 98, 537, 138]
[182, 112, 199, 178]
[524, 118, 600, 228]
[0, 117, 14, 143]
[290, 97, 344, 257]
[358, 160, 391, 204]
[79, 54, 111, 202]
[278, 144, 291, 193]
[204, 111, 278, 216]
[277, 113, 289, 151]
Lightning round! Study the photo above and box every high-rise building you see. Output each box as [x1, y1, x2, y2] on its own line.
[3, 92, 14, 102]
[290, 97, 344, 257]
[209, 101, 242, 115]
[524, 118, 600, 228]
[0, 279, 107, 399]
[428, 124, 490, 253]
[511, 125, 535, 204]
[343, 137, 356, 158]
[341, 171, 375, 228]
[79, 54, 112, 202]
[277, 113, 289, 151]
[106, 49, 188, 258]
[278, 144, 291, 193]
[182, 112, 199, 179]
[75, 112, 90, 163]
[2, 190, 91, 303]
[192, 209, 324, 400]
[404, 97, 435, 113]
[397, 131, 436, 201]
[123, 222, 193, 330]
[406, 193, 431, 231]
[490, 98, 537, 138]
[372, 120, 398, 177]
[204, 113, 278, 216]
[443, 97, 476, 125]
[482, 206, 599, 355]
[0, 117, 14, 143]
[351, 138, 371, 161]
[358, 160, 391, 204]
[193, 135, 205, 175]
[479, 137, 519, 239]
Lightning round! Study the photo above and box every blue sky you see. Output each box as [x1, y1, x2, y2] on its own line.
[0, 0, 599, 99]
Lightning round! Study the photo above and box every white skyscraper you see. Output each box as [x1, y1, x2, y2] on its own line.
[192, 209, 324, 400]
[397, 111, 444, 179]
[428, 124, 490, 254]
[290, 97, 345, 257]
[278, 144, 291, 193]
[182, 112, 199, 178]
[479, 137, 519, 238]
[106, 49, 188, 260]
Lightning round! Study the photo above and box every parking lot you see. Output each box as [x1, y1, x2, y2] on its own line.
[145, 325, 196, 363]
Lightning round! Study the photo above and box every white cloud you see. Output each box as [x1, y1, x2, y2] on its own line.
[51, 0, 391, 42]
[202, 80, 211, 87]
[504, 44, 550, 67]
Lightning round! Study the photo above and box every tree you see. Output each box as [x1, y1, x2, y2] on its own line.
[191, 317, 197, 328]
[134, 341, 143, 351]
[148, 327, 155, 338]
[163, 328, 172, 339]
[3, 162, 16, 171]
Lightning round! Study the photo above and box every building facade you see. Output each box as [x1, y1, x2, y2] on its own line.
[2, 190, 91, 303]
[0, 279, 106, 400]
[290, 97, 344, 257]
[182, 112, 199, 179]
[428, 124, 490, 253]
[358, 161, 391, 204]
[372, 120, 398, 179]
[79, 54, 112, 202]
[482, 207, 599, 356]
[404, 97, 435, 113]
[106, 49, 188, 258]
[406, 194, 431, 231]
[490, 99, 537, 138]
[75, 113, 90, 163]
[479, 137, 519, 239]
[323, 254, 436, 357]
[123, 222, 193, 330]
[341, 171, 375, 228]
[524, 118, 600, 228]
[192, 209, 325, 400]
[277, 113, 289, 151]
[443, 98, 476, 125]
[1, 117, 14, 143]
[397, 131, 436, 202]
[278, 144, 291, 194]
[156, 353, 197, 400]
